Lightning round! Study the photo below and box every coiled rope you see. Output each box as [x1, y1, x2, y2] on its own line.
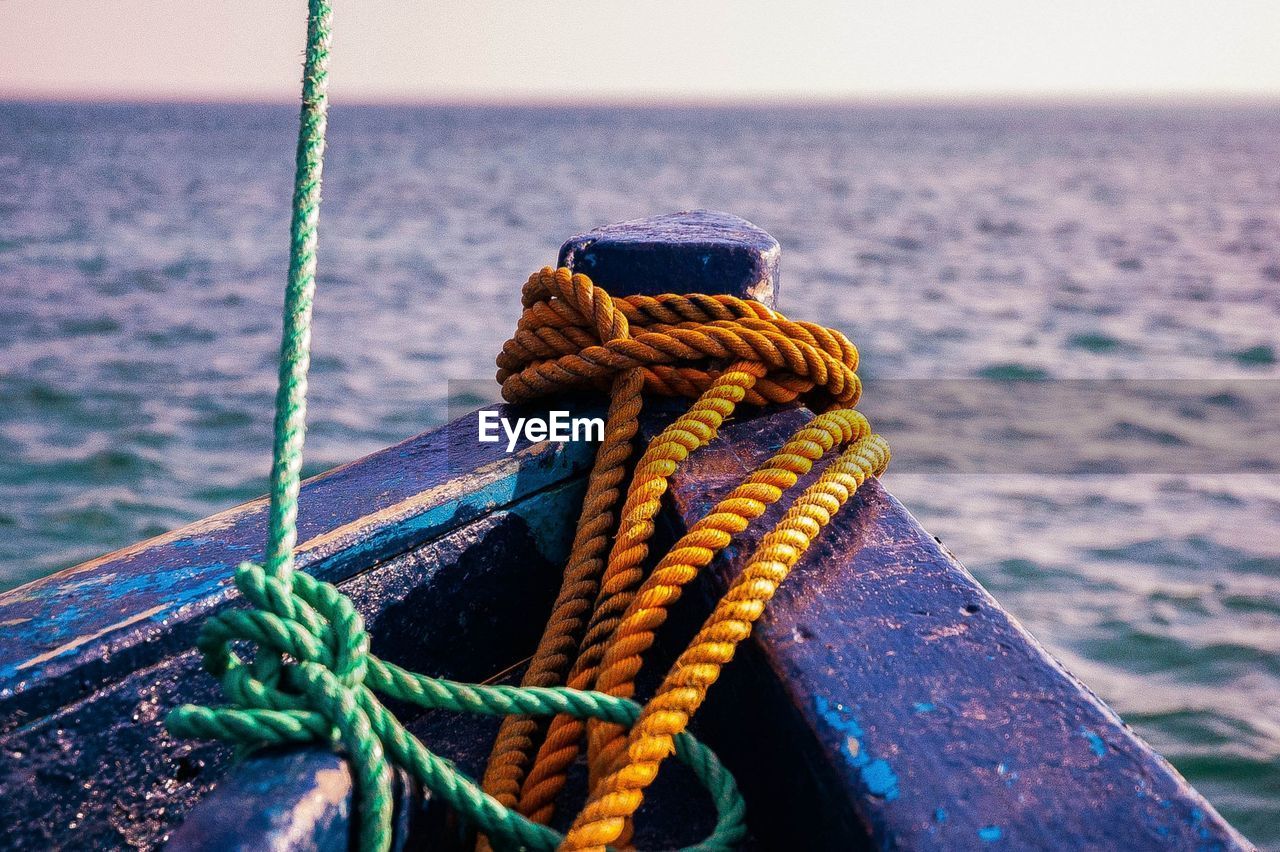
[481, 270, 888, 850]
[167, 2, 888, 851]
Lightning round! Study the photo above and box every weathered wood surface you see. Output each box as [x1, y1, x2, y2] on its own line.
[0, 414, 594, 733]
[559, 209, 779, 307]
[657, 407, 1251, 850]
[0, 422, 594, 848]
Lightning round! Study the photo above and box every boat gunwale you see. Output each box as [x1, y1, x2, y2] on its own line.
[0, 405, 601, 730]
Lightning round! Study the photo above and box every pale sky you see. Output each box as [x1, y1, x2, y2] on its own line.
[2, 1, 1278, 103]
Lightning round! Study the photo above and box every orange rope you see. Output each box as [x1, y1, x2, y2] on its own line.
[479, 268, 888, 849]
[478, 275, 644, 836]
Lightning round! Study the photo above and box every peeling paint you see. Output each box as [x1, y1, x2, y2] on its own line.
[16, 605, 168, 670]
[814, 695, 900, 801]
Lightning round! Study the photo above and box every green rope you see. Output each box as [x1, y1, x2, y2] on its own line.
[168, 565, 747, 850]
[165, 2, 748, 849]
[265, 0, 330, 580]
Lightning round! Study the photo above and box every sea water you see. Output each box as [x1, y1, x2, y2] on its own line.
[0, 101, 1276, 843]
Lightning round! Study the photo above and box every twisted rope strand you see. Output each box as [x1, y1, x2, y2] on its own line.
[265, 0, 331, 580]
[584, 410, 874, 784]
[512, 362, 766, 823]
[478, 273, 646, 842]
[516, 407, 864, 822]
[561, 436, 891, 851]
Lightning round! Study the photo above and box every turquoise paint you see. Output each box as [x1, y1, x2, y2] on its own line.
[862, 760, 897, 797]
[912, 701, 936, 713]
[977, 826, 1003, 842]
[934, 807, 948, 823]
[813, 695, 900, 801]
[1081, 727, 1108, 757]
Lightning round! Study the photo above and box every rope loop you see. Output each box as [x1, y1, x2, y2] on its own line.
[480, 271, 888, 850]
[498, 267, 862, 412]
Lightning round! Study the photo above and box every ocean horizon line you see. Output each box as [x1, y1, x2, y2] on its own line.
[4, 90, 1280, 111]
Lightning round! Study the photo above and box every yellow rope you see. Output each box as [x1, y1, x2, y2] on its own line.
[563, 434, 890, 850]
[480, 267, 888, 849]
[517, 362, 767, 824]
[585, 411, 879, 778]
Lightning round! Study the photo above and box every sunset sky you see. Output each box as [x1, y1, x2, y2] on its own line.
[2, 0, 1278, 103]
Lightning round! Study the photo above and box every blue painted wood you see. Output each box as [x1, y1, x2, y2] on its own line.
[558, 210, 780, 308]
[657, 407, 1251, 851]
[0, 482, 589, 849]
[0, 409, 597, 734]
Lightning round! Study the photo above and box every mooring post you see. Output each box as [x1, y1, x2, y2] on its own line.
[559, 209, 780, 308]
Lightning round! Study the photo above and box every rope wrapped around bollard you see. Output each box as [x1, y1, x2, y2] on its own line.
[166, 3, 888, 850]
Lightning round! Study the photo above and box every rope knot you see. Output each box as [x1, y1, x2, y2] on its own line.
[179, 561, 372, 742]
[497, 268, 862, 412]
[170, 564, 746, 852]
[522, 266, 632, 345]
